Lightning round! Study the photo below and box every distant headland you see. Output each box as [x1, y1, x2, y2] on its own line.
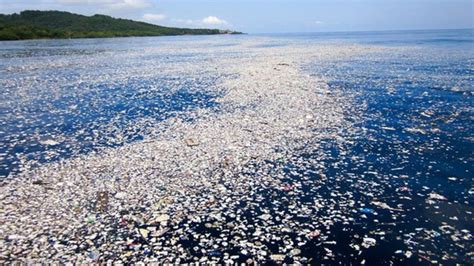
[0, 10, 243, 41]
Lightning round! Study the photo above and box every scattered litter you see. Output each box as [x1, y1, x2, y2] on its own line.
[153, 214, 170, 223]
[185, 138, 200, 147]
[428, 192, 447, 201]
[139, 228, 149, 239]
[96, 191, 109, 212]
[361, 238, 377, 248]
[371, 201, 402, 211]
[0, 35, 471, 265]
[39, 139, 60, 146]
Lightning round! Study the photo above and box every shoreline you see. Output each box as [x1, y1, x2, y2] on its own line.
[0, 32, 244, 42]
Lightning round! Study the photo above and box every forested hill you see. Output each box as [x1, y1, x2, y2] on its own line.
[0, 10, 241, 40]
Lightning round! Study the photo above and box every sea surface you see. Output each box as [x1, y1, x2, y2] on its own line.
[297, 29, 473, 263]
[0, 29, 473, 263]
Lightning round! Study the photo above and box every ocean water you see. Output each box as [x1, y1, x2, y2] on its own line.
[203, 29, 473, 264]
[0, 37, 227, 177]
[294, 29, 473, 263]
[0, 29, 473, 263]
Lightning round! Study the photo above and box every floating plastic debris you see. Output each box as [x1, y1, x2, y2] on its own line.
[0, 32, 472, 265]
[362, 238, 377, 248]
[428, 192, 448, 201]
[185, 137, 200, 147]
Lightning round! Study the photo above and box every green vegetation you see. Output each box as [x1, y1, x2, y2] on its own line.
[0, 10, 241, 40]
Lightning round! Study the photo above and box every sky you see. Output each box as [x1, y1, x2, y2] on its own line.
[0, 0, 473, 33]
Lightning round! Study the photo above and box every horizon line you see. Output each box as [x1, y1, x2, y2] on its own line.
[250, 28, 474, 35]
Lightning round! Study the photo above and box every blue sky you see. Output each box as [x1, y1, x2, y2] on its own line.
[1, 0, 473, 33]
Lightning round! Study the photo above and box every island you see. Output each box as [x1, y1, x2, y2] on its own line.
[0, 10, 242, 40]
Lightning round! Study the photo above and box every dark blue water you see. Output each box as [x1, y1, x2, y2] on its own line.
[138, 30, 472, 264]
[0, 77, 219, 177]
[311, 32, 473, 204]
[295, 29, 474, 264]
[179, 29, 472, 264]
[0, 29, 472, 264]
[0, 38, 226, 177]
[266, 28, 474, 46]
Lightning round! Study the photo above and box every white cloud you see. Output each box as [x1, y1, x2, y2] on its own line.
[107, 0, 152, 10]
[315, 20, 325, 25]
[201, 16, 228, 25]
[56, 0, 115, 4]
[171, 16, 229, 28]
[143, 13, 166, 22]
